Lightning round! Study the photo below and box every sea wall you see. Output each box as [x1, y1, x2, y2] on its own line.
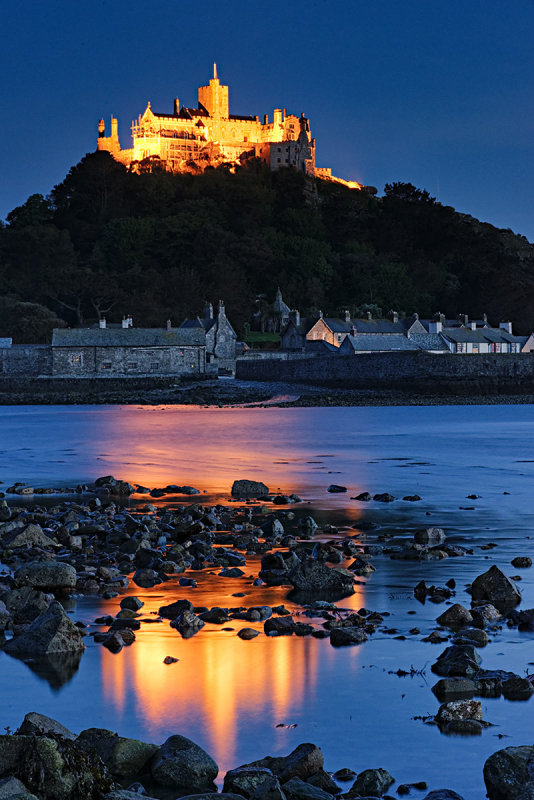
[236, 351, 534, 391]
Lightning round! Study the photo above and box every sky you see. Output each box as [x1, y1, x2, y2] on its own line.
[1, 0, 534, 240]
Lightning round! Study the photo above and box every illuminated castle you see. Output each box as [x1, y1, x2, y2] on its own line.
[97, 65, 361, 188]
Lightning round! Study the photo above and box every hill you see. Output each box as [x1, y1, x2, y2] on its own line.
[1, 152, 533, 342]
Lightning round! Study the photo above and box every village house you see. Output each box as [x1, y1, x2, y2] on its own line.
[179, 300, 237, 374]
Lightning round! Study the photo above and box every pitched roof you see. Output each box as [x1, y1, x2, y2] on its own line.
[440, 327, 524, 345]
[0, 338, 12, 348]
[408, 333, 448, 351]
[52, 328, 205, 347]
[340, 334, 421, 352]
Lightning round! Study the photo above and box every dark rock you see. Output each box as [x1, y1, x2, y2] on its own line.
[414, 528, 446, 546]
[436, 604, 472, 628]
[431, 645, 482, 678]
[4, 587, 52, 624]
[95, 476, 134, 495]
[159, 599, 194, 619]
[238, 628, 260, 640]
[431, 679, 477, 702]
[3, 524, 58, 551]
[16, 712, 76, 740]
[471, 604, 502, 628]
[435, 699, 483, 724]
[283, 776, 333, 800]
[484, 745, 534, 800]
[220, 567, 246, 578]
[264, 617, 296, 636]
[232, 480, 269, 498]
[223, 766, 285, 800]
[327, 485, 346, 494]
[150, 734, 218, 791]
[13, 563, 76, 593]
[330, 627, 367, 647]
[0, 776, 39, 799]
[288, 560, 354, 598]
[77, 727, 158, 778]
[373, 493, 395, 502]
[163, 655, 179, 664]
[4, 600, 85, 658]
[349, 767, 394, 797]
[511, 557, 532, 569]
[403, 495, 422, 502]
[199, 607, 230, 624]
[470, 566, 521, 613]
[132, 569, 161, 588]
[298, 517, 318, 538]
[422, 792, 465, 800]
[306, 769, 341, 795]
[332, 769, 356, 782]
[501, 677, 534, 701]
[120, 596, 144, 611]
[170, 610, 205, 638]
[242, 743, 324, 783]
[353, 493, 371, 502]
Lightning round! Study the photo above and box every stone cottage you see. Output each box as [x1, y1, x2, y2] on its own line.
[179, 300, 237, 374]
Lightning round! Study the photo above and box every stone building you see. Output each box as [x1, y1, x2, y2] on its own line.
[97, 65, 360, 187]
[180, 300, 237, 375]
[51, 326, 206, 377]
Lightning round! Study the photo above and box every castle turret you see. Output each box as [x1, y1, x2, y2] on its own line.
[98, 118, 105, 137]
[198, 63, 229, 118]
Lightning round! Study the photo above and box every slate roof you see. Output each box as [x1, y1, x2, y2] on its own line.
[340, 334, 421, 352]
[52, 328, 205, 347]
[408, 333, 448, 352]
[440, 328, 525, 345]
[0, 338, 12, 348]
[304, 340, 339, 354]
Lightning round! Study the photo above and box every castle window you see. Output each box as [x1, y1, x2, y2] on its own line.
[277, 147, 281, 152]
[244, 136, 248, 142]
[277, 158, 281, 163]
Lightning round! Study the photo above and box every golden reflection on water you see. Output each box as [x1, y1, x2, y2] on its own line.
[99, 570, 366, 772]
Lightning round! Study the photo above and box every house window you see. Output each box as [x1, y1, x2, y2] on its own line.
[69, 353, 82, 366]
[126, 362, 138, 370]
[101, 362, 112, 370]
[472, 344, 479, 354]
[456, 343, 465, 353]
[495, 343, 502, 353]
[511, 343, 519, 353]
[150, 362, 160, 371]
[337, 334, 343, 343]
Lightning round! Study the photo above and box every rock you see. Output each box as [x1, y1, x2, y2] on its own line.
[159, 599, 194, 619]
[17, 712, 76, 740]
[332, 768, 356, 782]
[297, 517, 318, 538]
[264, 618, 296, 636]
[350, 767, 394, 797]
[422, 792, 465, 800]
[414, 528, 446, 546]
[0, 601, 9, 634]
[511, 557, 532, 569]
[501, 677, 534, 701]
[231, 480, 269, 498]
[77, 728, 158, 778]
[436, 604, 472, 628]
[178, 796, 244, 800]
[403, 494, 422, 501]
[470, 566, 521, 614]
[484, 745, 534, 800]
[0, 734, 112, 799]
[3, 524, 58, 551]
[329, 627, 367, 647]
[347, 557, 375, 577]
[170, 610, 205, 638]
[283, 776, 333, 800]
[246, 606, 273, 622]
[474, 669, 518, 698]
[288, 560, 354, 598]
[260, 518, 285, 538]
[306, 769, 341, 795]
[95, 476, 134, 495]
[103, 792, 160, 800]
[327, 485, 346, 493]
[353, 492, 371, 502]
[471, 603, 502, 628]
[0, 776, 38, 799]
[150, 734, 218, 791]
[4, 587, 52, 624]
[120, 596, 144, 611]
[242, 743, 324, 783]
[373, 493, 395, 502]
[435, 699, 483, 724]
[220, 567, 245, 578]
[238, 628, 260, 640]
[431, 645, 482, 678]
[452, 627, 489, 648]
[223, 766, 286, 800]
[102, 632, 125, 653]
[432, 678, 477, 702]
[14, 563, 76, 593]
[132, 569, 160, 588]
[163, 656, 179, 664]
[517, 785, 534, 800]
[199, 607, 230, 624]
[4, 600, 85, 658]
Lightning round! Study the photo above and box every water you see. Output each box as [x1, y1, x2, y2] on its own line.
[1, 403, 534, 799]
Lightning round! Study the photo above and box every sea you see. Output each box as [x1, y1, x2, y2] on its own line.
[1, 402, 533, 799]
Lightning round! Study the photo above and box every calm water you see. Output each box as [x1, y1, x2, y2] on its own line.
[1, 404, 534, 799]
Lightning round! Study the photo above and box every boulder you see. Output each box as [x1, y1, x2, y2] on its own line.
[159, 599, 194, 619]
[231, 480, 269, 498]
[264, 618, 296, 636]
[373, 493, 395, 502]
[0, 776, 38, 799]
[470, 603, 502, 628]
[17, 712, 76, 741]
[242, 744, 324, 783]
[329, 627, 367, 647]
[14, 563, 76, 594]
[431, 679, 477, 703]
[431, 645, 482, 678]
[150, 734, 218, 791]
[223, 766, 286, 800]
[435, 699, 483, 724]
[0, 734, 112, 799]
[4, 601, 85, 658]
[238, 628, 260, 640]
[0, 602, 9, 634]
[120, 596, 144, 611]
[436, 604, 473, 629]
[94, 476, 134, 495]
[288, 561, 354, 598]
[170, 610, 205, 638]
[3, 524, 58, 551]
[484, 745, 534, 800]
[77, 728, 158, 777]
[297, 517, 318, 538]
[103, 792, 159, 800]
[422, 792, 465, 800]
[327, 485, 346, 494]
[350, 768, 394, 797]
[132, 569, 161, 588]
[414, 528, 446, 546]
[511, 557, 532, 569]
[470, 566, 521, 613]
[4, 587, 52, 624]
[501, 677, 534, 701]
[283, 776, 333, 800]
[452, 628, 489, 648]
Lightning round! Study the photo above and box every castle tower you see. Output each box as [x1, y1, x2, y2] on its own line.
[198, 63, 229, 118]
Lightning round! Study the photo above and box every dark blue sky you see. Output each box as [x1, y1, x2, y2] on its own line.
[2, 0, 533, 239]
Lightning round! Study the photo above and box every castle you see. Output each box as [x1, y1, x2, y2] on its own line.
[97, 65, 361, 188]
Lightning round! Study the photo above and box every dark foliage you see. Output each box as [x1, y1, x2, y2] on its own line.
[1, 152, 533, 342]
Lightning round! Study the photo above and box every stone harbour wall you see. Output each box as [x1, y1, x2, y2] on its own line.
[236, 351, 534, 390]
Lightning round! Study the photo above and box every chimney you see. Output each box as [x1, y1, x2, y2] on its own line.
[470, 321, 476, 330]
[122, 316, 128, 329]
[127, 315, 133, 328]
[203, 301, 214, 322]
[429, 319, 442, 333]
[98, 118, 105, 137]
[166, 319, 172, 331]
[483, 313, 488, 324]
[289, 309, 300, 326]
[389, 310, 398, 323]
[318, 310, 323, 319]
[218, 299, 226, 318]
[343, 309, 351, 323]
[99, 317, 106, 329]
[174, 98, 180, 115]
[366, 311, 372, 320]
[499, 321, 513, 334]
[264, 114, 268, 125]
[458, 314, 468, 326]
[111, 116, 118, 140]
[350, 325, 356, 337]
[439, 313, 445, 325]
